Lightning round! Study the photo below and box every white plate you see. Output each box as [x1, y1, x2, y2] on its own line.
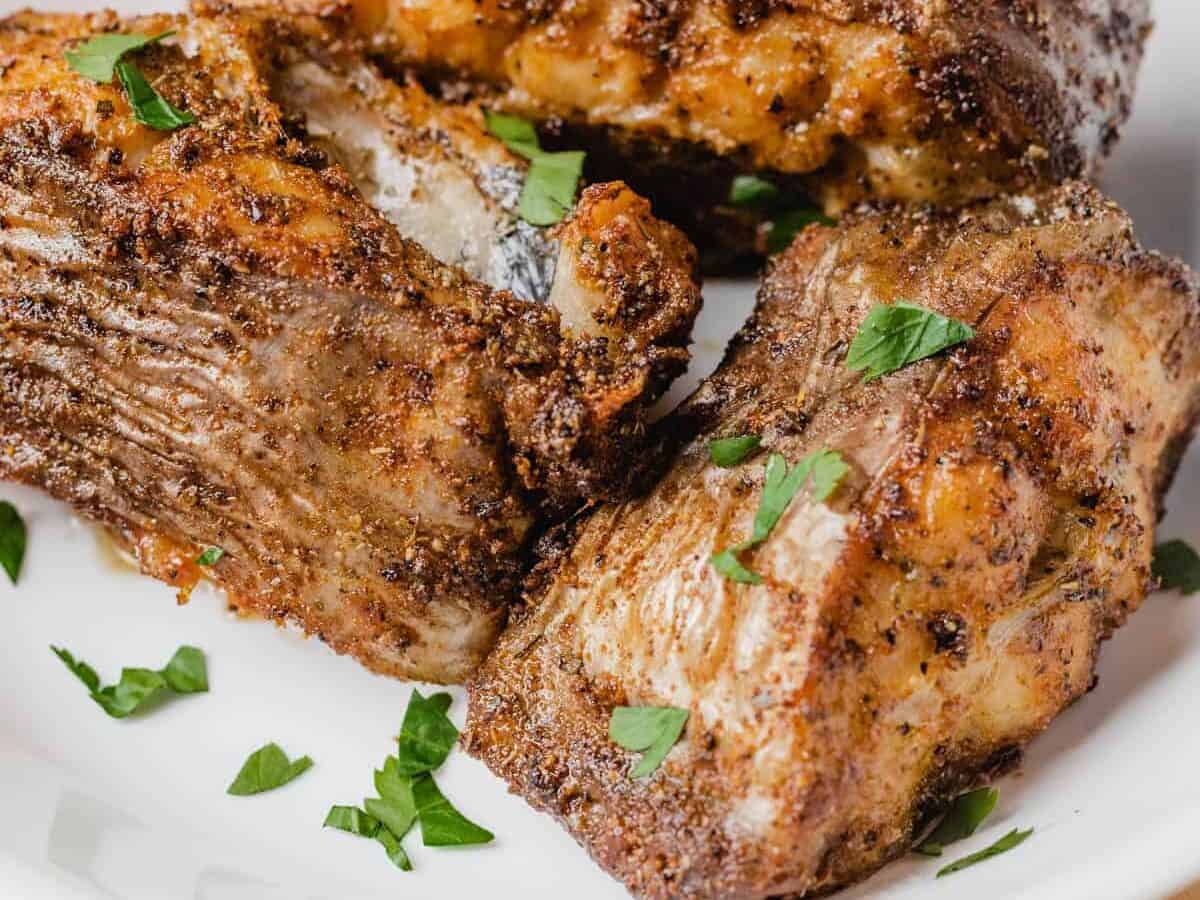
[2, 1, 1199, 898]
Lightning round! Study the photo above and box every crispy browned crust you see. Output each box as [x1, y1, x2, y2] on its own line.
[0, 9, 700, 682]
[218, 0, 1150, 266]
[466, 183, 1200, 897]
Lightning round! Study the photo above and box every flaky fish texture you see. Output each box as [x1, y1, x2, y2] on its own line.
[466, 183, 1200, 897]
[308, 1, 1148, 216]
[0, 10, 700, 683]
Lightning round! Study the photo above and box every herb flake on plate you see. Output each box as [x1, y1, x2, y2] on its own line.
[51, 644, 207, 718]
[228, 743, 313, 796]
[0, 500, 26, 585]
[915, 787, 998, 856]
[610, 705, 689, 778]
[1153, 539, 1200, 595]
[936, 827, 1034, 878]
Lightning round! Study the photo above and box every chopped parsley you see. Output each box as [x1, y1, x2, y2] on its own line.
[915, 787, 998, 856]
[709, 435, 762, 468]
[484, 111, 584, 226]
[227, 743, 313, 796]
[846, 302, 975, 382]
[324, 690, 492, 872]
[711, 449, 849, 584]
[609, 706, 689, 778]
[727, 174, 834, 254]
[395, 689, 458, 775]
[936, 827, 1034, 877]
[65, 31, 195, 132]
[51, 644, 208, 718]
[196, 546, 225, 566]
[0, 500, 26, 585]
[1153, 539, 1200, 595]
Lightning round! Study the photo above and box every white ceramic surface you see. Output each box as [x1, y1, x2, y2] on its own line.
[2, 1, 1199, 898]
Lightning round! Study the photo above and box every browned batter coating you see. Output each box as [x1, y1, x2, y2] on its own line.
[467, 184, 1200, 898]
[254, 0, 1151, 263]
[0, 9, 700, 683]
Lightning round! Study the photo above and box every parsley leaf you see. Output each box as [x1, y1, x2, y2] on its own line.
[115, 61, 195, 131]
[846, 301, 975, 382]
[0, 500, 26, 585]
[936, 827, 1033, 877]
[727, 175, 833, 253]
[482, 111, 540, 159]
[709, 435, 761, 468]
[711, 544, 762, 585]
[326, 690, 491, 870]
[396, 690, 458, 776]
[915, 787, 998, 856]
[711, 450, 848, 583]
[412, 773, 495, 846]
[366, 756, 418, 839]
[485, 111, 585, 226]
[729, 175, 779, 209]
[196, 546, 225, 566]
[65, 31, 172, 83]
[610, 706, 689, 778]
[227, 743, 313, 796]
[324, 805, 413, 871]
[161, 645, 208, 693]
[519, 151, 585, 226]
[766, 207, 836, 255]
[51, 644, 207, 718]
[1153, 539, 1200, 595]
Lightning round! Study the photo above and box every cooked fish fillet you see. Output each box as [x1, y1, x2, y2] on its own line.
[292, 0, 1148, 214]
[0, 10, 700, 683]
[466, 183, 1200, 897]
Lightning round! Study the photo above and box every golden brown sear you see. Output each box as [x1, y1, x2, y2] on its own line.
[332, 0, 1149, 212]
[0, 9, 701, 683]
[466, 184, 1200, 898]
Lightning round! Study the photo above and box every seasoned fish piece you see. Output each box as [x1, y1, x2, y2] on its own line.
[466, 184, 1200, 896]
[311, 0, 1148, 214]
[0, 10, 700, 683]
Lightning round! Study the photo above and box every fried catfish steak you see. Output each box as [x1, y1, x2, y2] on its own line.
[272, 0, 1150, 264]
[466, 184, 1200, 897]
[0, 11, 700, 683]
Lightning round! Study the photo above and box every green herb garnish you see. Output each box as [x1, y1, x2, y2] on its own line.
[115, 61, 195, 131]
[65, 31, 171, 82]
[325, 689, 491, 872]
[0, 500, 26, 585]
[936, 827, 1033, 877]
[729, 175, 779, 208]
[846, 301, 974, 382]
[196, 546, 225, 566]
[412, 773, 495, 846]
[728, 174, 834, 253]
[227, 743, 313, 796]
[396, 690, 458, 775]
[766, 207, 836, 254]
[709, 435, 762, 468]
[52, 644, 207, 718]
[64, 31, 194, 132]
[324, 806, 413, 871]
[485, 111, 584, 226]
[711, 450, 848, 583]
[1153, 539, 1200, 595]
[609, 706, 689, 778]
[915, 787, 998, 856]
